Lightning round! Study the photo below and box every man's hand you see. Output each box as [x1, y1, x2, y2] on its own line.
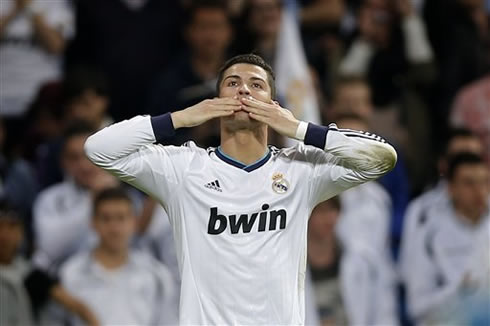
[240, 97, 300, 139]
[171, 98, 242, 129]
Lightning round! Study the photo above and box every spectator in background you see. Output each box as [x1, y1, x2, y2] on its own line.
[334, 113, 399, 326]
[425, 0, 489, 129]
[235, 0, 283, 64]
[60, 188, 178, 325]
[297, 0, 347, 100]
[329, 78, 410, 258]
[32, 122, 119, 273]
[0, 118, 38, 224]
[0, 201, 99, 326]
[236, 0, 323, 146]
[404, 153, 489, 325]
[450, 75, 490, 168]
[138, 203, 180, 285]
[399, 128, 484, 294]
[308, 197, 347, 326]
[66, 0, 184, 121]
[37, 68, 112, 189]
[338, 0, 435, 193]
[0, 0, 74, 117]
[147, 0, 233, 146]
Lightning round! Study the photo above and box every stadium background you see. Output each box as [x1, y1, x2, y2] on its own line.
[0, 0, 489, 325]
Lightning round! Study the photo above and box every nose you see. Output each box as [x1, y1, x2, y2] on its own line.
[238, 83, 251, 96]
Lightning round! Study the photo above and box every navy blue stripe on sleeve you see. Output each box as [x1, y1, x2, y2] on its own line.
[304, 123, 329, 149]
[151, 113, 176, 143]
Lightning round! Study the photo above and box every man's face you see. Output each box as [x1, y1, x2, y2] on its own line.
[62, 134, 99, 187]
[66, 90, 108, 127]
[449, 163, 490, 222]
[187, 8, 232, 59]
[447, 137, 483, 157]
[439, 136, 483, 175]
[0, 218, 22, 264]
[308, 200, 340, 239]
[333, 83, 373, 120]
[249, 0, 282, 38]
[93, 200, 135, 253]
[219, 63, 272, 129]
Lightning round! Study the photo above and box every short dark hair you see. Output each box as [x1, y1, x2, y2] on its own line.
[216, 53, 276, 99]
[93, 187, 132, 213]
[447, 152, 484, 181]
[441, 127, 477, 157]
[62, 120, 96, 151]
[63, 66, 109, 103]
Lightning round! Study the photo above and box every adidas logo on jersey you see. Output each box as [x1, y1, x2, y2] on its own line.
[207, 204, 287, 235]
[204, 180, 222, 192]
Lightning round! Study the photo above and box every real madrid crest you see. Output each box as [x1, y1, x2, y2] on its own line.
[272, 173, 290, 194]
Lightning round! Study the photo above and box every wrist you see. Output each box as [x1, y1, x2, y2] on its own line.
[294, 121, 308, 141]
[170, 111, 184, 129]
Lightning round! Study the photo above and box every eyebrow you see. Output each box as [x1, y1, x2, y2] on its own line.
[223, 75, 267, 83]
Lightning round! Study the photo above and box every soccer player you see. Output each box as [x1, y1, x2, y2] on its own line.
[84, 54, 397, 324]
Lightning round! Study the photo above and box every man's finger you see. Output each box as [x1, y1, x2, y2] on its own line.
[240, 97, 274, 110]
[248, 112, 270, 124]
[213, 98, 242, 106]
[210, 104, 242, 112]
[241, 105, 270, 116]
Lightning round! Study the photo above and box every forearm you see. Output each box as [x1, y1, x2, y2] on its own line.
[85, 114, 173, 168]
[0, 8, 19, 37]
[338, 39, 375, 76]
[401, 14, 434, 64]
[51, 285, 100, 326]
[31, 14, 65, 54]
[297, 122, 397, 179]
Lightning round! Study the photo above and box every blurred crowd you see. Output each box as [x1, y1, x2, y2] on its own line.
[0, 0, 489, 325]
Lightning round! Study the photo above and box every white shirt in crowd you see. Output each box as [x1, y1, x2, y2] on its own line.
[405, 197, 490, 324]
[399, 181, 448, 285]
[32, 179, 96, 272]
[0, 0, 74, 116]
[84, 114, 396, 325]
[140, 203, 181, 283]
[337, 181, 399, 326]
[60, 250, 178, 325]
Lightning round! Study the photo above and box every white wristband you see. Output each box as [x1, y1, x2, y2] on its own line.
[295, 121, 308, 141]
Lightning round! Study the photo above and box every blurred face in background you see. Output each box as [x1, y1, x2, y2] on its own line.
[65, 90, 109, 128]
[358, 0, 393, 47]
[62, 133, 99, 188]
[332, 81, 373, 120]
[449, 163, 490, 223]
[93, 199, 135, 254]
[308, 199, 340, 240]
[447, 136, 483, 157]
[248, 0, 282, 39]
[439, 136, 483, 175]
[186, 7, 232, 59]
[0, 217, 22, 265]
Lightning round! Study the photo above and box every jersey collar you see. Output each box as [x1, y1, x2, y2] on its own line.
[216, 146, 271, 172]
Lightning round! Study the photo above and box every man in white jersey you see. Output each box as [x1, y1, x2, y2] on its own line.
[84, 54, 397, 325]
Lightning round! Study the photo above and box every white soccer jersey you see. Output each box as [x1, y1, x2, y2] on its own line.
[85, 113, 396, 325]
[405, 198, 490, 323]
